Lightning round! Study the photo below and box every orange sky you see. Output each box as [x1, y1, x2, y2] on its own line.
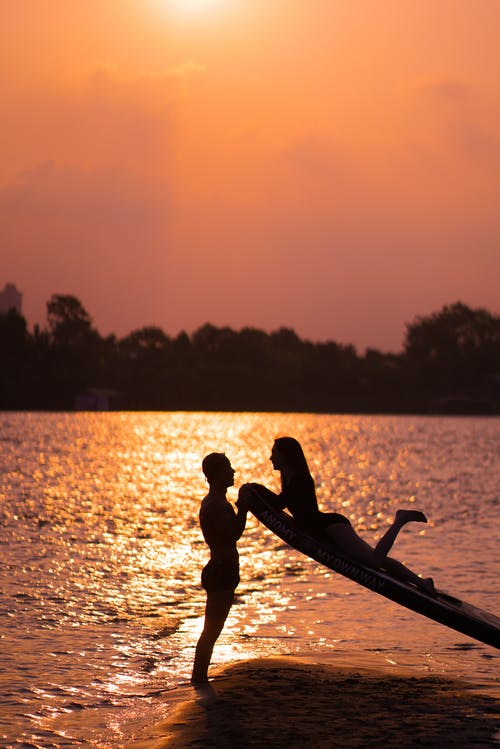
[1, 0, 499, 351]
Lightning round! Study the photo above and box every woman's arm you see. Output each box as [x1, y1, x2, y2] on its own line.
[238, 482, 287, 510]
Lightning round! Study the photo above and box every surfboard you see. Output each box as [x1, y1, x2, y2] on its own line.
[246, 485, 500, 650]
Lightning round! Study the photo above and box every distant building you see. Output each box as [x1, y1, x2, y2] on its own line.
[0, 283, 23, 315]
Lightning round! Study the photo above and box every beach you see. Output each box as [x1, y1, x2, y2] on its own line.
[127, 656, 499, 749]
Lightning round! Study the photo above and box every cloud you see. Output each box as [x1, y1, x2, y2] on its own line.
[282, 136, 351, 185]
[0, 68, 176, 181]
[0, 65, 180, 333]
[0, 162, 171, 334]
[446, 121, 499, 162]
[419, 78, 472, 104]
[412, 77, 500, 166]
[167, 60, 207, 77]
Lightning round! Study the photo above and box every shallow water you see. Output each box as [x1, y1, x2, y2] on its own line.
[0, 412, 498, 747]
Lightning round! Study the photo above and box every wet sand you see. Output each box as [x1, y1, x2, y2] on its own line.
[127, 657, 499, 748]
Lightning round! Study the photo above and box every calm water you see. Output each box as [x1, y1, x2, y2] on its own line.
[0, 412, 499, 747]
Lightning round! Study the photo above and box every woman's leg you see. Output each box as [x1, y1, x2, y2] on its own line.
[325, 524, 381, 566]
[374, 510, 427, 558]
[382, 555, 435, 593]
[191, 589, 234, 684]
[325, 524, 434, 593]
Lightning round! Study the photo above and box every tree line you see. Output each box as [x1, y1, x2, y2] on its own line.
[1, 295, 499, 413]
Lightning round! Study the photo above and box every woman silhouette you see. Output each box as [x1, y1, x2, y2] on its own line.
[240, 437, 434, 593]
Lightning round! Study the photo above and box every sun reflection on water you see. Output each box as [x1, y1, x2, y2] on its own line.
[0, 412, 499, 747]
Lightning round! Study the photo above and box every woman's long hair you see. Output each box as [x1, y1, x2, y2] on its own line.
[273, 437, 311, 479]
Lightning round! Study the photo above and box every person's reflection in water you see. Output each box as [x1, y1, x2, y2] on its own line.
[191, 453, 248, 685]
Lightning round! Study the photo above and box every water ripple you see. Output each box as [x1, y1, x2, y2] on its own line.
[0, 413, 498, 747]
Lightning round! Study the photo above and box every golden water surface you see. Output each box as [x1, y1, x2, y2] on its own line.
[0, 412, 498, 747]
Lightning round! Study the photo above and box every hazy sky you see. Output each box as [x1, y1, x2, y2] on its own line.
[1, 0, 499, 351]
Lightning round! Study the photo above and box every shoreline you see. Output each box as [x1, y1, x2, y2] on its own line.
[127, 656, 499, 748]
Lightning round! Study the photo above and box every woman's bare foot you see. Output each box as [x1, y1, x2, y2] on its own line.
[395, 509, 428, 525]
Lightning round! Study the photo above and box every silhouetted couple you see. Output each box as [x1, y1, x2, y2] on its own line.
[191, 437, 433, 684]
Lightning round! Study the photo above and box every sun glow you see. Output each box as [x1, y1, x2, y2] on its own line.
[150, 0, 250, 32]
[167, 0, 227, 16]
